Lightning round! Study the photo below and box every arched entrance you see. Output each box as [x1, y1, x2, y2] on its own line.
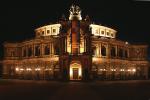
[70, 62, 82, 80]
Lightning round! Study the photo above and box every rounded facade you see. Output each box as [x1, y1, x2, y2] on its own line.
[1, 4, 149, 81]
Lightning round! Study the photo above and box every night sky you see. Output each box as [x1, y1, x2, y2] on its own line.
[0, 0, 150, 59]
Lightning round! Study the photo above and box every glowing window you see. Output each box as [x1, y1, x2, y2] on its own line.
[42, 31, 44, 35]
[101, 31, 104, 34]
[111, 34, 114, 37]
[47, 30, 50, 34]
[53, 29, 56, 33]
[107, 32, 110, 36]
[95, 29, 98, 34]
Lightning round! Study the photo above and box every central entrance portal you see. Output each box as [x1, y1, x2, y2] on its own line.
[70, 63, 82, 80]
[73, 68, 79, 79]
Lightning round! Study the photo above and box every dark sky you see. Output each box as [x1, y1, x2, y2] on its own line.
[0, 0, 150, 59]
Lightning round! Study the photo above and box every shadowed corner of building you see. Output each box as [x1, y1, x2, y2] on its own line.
[0, 61, 2, 78]
[0, 44, 3, 78]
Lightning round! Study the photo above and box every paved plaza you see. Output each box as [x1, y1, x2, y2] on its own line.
[0, 79, 150, 100]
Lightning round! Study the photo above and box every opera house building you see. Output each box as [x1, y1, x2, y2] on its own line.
[1, 5, 149, 81]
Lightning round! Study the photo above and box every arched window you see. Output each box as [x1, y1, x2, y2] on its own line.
[119, 48, 123, 58]
[125, 50, 128, 58]
[11, 51, 15, 57]
[44, 45, 50, 55]
[55, 47, 59, 55]
[101, 46, 106, 56]
[28, 47, 32, 57]
[35, 45, 40, 56]
[92, 47, 96, 56]
[111, 47, 116, 57]
[23, 49, 26, 57]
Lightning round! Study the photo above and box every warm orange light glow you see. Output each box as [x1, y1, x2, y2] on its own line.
[16, 68, 19, 71]
[132, 69, 136, 72]
[120, 69, 125, 71]
[80, 47, 84, 53]
[111, 69, 116, 71]
[90, 24, 117, 38]
[35, 68, 41, 71]
[20, 68, 24, 71]
[127, 69, 131, 72]
[67, 46, 71, 53]
[99, 69, 106, 71]
[70, 63, 82, 80]
[26, 68, 32, 71]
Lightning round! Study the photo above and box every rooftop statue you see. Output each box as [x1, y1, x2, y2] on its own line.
[69, 5, 82, 20]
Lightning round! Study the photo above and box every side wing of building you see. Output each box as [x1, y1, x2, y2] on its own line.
[2, 36, 60, 80]
[91, 37, 149, 80]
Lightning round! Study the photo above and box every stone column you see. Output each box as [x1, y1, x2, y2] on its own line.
[52, 43, 54, 54]
[116, 46, 118, 58]
[96, 45, 99, 57]
[50, 43, 52, 55]
[127, 48, 129, 58]
[65, 37, 67, 53]
[40, 44, 43, 56]
[106, 44, 109, 58]
[84, 37, 86, 52]
[26, 46, 28, 58]
[123, 48, 125, 58]
[33, 44, 35, 57]
[32, 44, 34, 57]
[100, 43, 102, 57]
[22, 47, 24, 57]
[41, 43, 44, 56]
[115, 46, 117, 57]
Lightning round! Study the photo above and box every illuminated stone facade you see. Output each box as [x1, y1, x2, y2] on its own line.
[1, 5, 149, 81]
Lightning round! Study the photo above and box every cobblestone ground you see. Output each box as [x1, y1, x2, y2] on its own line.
[0, 79, 150, 100]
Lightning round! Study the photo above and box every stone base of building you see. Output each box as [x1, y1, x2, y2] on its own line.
[1, 74, 148, 81]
